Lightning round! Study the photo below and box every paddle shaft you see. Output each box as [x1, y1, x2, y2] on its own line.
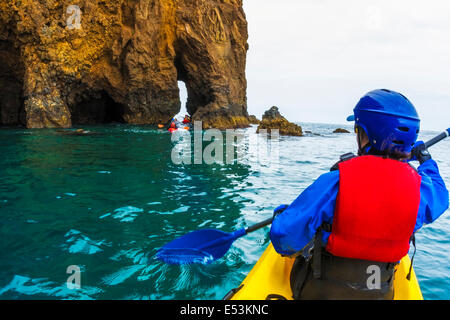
[423, 128, 450, 149]
[197, 217, 274, 251]
[245, 217, 274, 234]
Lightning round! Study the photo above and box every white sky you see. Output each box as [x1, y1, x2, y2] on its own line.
[242, 0, 450, 130]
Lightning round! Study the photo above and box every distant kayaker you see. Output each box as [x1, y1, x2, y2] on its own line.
[270, 89, 449, 300]
[182, 114, 191, 124]
[168, 120, 177, 133]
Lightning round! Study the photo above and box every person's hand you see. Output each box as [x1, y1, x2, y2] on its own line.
[410, 141, 432, 164]
[273, 204, 289, 219]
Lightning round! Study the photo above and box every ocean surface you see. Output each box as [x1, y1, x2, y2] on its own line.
[0, 122, 448, 300]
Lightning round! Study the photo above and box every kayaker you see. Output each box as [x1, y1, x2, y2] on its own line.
[270, 89, 449, 300]
[168, 120, 177, 133]
[182, 114, 191, 124]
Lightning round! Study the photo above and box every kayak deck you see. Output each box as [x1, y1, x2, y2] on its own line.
[230, 243, 423, 300]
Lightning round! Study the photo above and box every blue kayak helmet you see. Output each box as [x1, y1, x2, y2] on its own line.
[347, 89, 420, 154]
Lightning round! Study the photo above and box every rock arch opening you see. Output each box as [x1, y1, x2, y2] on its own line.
[175, 81, 188, 120]
[69, 91, 126, 125]
[174, 47, 212, 118]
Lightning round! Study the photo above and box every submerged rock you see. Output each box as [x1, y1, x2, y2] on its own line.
[0, 1, 250, 129]
[256, 106, 303, 136]
[57, 128, 95, 136]
[333, 128, 351, 133]
[305, 130, 321, 136]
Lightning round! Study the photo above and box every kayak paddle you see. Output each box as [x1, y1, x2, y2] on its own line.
[156, 128, 449, 265]
[423, 128, 450, 149]
[156, 217, 273, 265]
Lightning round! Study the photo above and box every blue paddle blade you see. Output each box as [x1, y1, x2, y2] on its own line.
[155, 248, 216, 265]
[156, 229, 246, 265]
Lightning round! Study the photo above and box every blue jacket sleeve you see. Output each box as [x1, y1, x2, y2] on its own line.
[270, 170, 339, 256]
[414, 159, 449, 232]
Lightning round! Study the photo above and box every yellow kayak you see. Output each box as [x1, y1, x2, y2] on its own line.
[228, 243, 423, 300]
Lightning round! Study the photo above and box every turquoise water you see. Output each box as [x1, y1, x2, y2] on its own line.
[0, 123, 448, 300]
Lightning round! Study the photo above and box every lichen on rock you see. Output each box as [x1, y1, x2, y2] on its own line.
[0, 0, 251, 129]
[256, 106, 303, 136]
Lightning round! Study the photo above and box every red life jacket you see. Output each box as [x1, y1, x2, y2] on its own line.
[326, 155, 421, 263]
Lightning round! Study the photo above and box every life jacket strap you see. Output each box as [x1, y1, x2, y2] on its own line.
[312, 223, 332, 279]
[406, 234, 416, 281]
[312, 230, 322, 279]
[290, 256, 311, 300]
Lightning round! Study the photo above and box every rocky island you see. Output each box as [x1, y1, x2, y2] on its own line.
[256, 106, 303, 136]
[333, 128, 350, 133]
[0, 0, 251, 129]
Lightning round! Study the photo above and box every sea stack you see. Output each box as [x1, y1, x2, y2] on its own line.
[256, 106, 303, 136]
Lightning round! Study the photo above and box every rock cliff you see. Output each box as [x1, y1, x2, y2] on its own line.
[0, 0, 250, 128]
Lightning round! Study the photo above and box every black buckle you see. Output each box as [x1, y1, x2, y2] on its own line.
[340, 152, 356, 162]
